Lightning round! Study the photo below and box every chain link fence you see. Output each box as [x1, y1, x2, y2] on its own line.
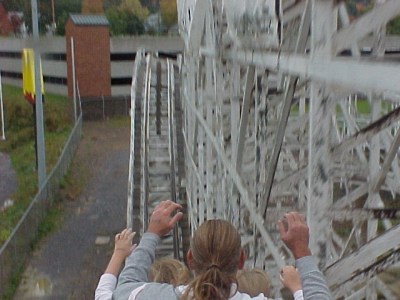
[0, 115, 82, 298]
[81, 96, 131, 121]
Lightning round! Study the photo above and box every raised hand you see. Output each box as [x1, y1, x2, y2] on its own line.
[147, 200, 183, 237]
[114, 228, 136, 259]
[278, 212, 311, 259]
[280, 265, 302, 293]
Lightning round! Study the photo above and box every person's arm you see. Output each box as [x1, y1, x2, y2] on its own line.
[116, 200, 183, 286]
[295, 256, 331, 300]
[280, 265, 302, 294]
[106, 228, 136, 276]
[95, 228, 136, 300]
[278, 212, 332, 300]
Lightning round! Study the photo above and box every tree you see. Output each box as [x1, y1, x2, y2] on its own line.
[106, 6, 144, 35]
[119, 0, 149, 22]
[3, 0, 81, 35]
[55, 0, 81, 35]
[104, 0, 122, 10]
[160, 0, 177, 31]
[388, 16, 400, 35]
[106, 6, 126, 35]
[82, 0, 104, 14]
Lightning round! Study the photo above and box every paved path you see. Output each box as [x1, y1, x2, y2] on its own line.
[0, 151, 17, 209]
[14, 120, 140, 300]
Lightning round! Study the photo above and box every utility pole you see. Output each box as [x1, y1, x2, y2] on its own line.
[31, 0, 46, 188]
[0, 72, 5, 140]
[51, 0, 56, 33]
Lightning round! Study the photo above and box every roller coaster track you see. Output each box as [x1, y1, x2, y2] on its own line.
[128, 0, 400, 298]
[127, 51, 190, 260]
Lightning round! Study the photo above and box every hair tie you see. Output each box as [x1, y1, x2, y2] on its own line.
[207, 264, 220, 271]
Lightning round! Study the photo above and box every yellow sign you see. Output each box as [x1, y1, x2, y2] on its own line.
[22, 48, 44, 104]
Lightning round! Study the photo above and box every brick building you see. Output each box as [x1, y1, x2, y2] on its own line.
[65, 14, 111, 98]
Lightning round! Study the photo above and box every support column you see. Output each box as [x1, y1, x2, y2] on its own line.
[308, 0, 335, 266]
[31, 0, 46, 188]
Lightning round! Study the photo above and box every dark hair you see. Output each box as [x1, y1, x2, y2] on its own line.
[181, 219, 241, 300]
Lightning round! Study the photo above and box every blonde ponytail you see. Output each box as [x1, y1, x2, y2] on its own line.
[181, 220, 241, 300]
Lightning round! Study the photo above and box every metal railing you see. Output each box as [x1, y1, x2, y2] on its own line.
[0, 114, 82, 298]
[80, 96, 131, 121]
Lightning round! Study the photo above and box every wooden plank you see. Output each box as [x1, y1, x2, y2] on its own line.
[325, 224, 400, 287]
[227, 50, 400, 94]
[188, 0, 209, 53]
[332, 106, 400, 157]
[331, 0, 400, 55]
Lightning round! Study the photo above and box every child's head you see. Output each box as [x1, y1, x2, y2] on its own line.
[236, 268, 270, 297]
[148, 257, 190, 286]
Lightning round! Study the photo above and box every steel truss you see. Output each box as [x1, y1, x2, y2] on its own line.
[176, 0, 400, 298]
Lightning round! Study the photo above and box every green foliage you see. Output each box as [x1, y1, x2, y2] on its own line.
[106, 7, 126, 35]
[118, 0, 149, 22]
[160, 0, 177, 30]
[36, 204, 64, 244]
[106, 6, 144, 35]
[0, 84, 73, 245]
[1, 263, 24, 300]
[104, 0, 123, 10]
[388, 16, 400, 35]
[55, 0, 82, 35]
[56, 11, 70, 36]
[4, 0, 81, 35]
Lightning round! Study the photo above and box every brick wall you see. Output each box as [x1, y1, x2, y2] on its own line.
[66, 20, 111, 98]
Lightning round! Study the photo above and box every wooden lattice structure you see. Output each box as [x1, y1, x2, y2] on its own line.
[173, 0, 400, 298]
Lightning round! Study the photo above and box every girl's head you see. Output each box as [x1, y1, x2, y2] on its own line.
[236, 268, 270, 297]
[182, 219, 244, 300]
[149, 258, 190, 286]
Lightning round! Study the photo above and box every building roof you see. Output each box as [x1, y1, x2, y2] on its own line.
[69, 14, 109, 26]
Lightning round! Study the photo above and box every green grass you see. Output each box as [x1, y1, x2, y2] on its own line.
[108, 115, 131, 128]
[0, 84, 73, 245]
[290, 98, 394, 116]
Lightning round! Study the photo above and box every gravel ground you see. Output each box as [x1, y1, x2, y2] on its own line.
[14, 120, 140, 300]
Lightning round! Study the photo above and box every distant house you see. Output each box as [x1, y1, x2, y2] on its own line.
[0, 3, 12, 36]
[0, 3, 25, 37]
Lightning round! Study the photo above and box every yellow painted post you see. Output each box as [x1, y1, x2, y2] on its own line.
[22, 47, 46, 185]
[22, 48, 44, 105]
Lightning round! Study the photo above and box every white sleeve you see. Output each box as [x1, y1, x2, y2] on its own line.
[95, 273, 117, 300]
[293, 289, 304, 300]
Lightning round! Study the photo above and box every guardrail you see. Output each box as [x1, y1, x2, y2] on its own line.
[0, 114, 82, 299]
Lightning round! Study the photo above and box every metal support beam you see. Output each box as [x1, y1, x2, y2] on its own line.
[31, 0, 46, 188]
